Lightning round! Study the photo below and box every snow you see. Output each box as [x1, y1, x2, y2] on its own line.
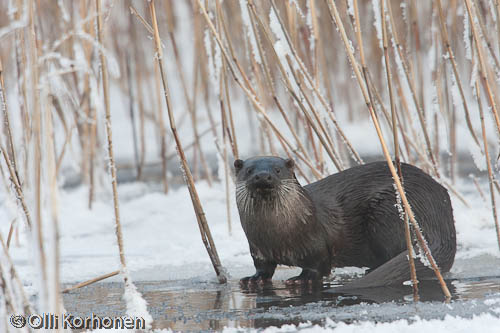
[222, 313, 500, 332]
[123, 279, 153, 330]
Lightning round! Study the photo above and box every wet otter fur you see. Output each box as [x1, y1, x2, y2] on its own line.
[234, 156, 456, 288]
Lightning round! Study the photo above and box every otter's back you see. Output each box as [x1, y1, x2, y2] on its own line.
[304, 161, 456, 271]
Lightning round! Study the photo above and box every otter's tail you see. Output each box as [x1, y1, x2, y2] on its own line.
[329, 248, 452, 291]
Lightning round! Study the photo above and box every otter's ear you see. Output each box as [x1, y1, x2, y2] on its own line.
[234, 159, 244, 173]
[285, 158, 294, 169]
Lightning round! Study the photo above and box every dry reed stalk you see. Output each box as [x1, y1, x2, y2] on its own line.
[435, 0, 480, 148]
[0, 233, 34, 317]
[14, 0, 30, 186]
[6, 219, 15, 249]
[154, 62, 170, 194]
[386, 0, 440, 178]
[44, 95, 62, 318]
[0, 58, 20, 185]
[55, 124, 75, 176]
[95, 0, 128, 281]
[222, 58, 239, 159]
[88, 104, 97, 209]
[168, 25, 213, 186]
[285, 60, 343, 171]
[216, 1, 259, 99]
[219, 49, 232, 235]
[62, 270, 120, 294]
[0, 142, 32, 229]
[474, 0, 500, 71]
[246, 2, 314, 165]
[28, 0, 49, 304]
[246, 2, 342, 170]
[267, 0, 363, 166]
[149, 0, 227, 283]
[200, 0, 322, 179]
[364, 72, 412, 163]
[286, 56, 342, 170]
[325, 0, 451, 299]
[464, 0, 500, 137]
[474, 80, 500, 250]
[128, 5, 153, 180]
[125, 52, 141, 179]
[496, 0, 500, 62]
[470, 174, 487, 201]
[377, 0, 419, 301]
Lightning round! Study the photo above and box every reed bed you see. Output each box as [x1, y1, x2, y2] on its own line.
[0, 0, 499, 323]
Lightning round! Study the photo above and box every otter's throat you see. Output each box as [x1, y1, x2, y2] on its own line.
[236, 179, 314, 225]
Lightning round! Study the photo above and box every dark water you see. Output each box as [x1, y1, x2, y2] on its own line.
[62, 269, 500, 332]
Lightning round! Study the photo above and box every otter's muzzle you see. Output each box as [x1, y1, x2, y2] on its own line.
[249, 171, 277, 192]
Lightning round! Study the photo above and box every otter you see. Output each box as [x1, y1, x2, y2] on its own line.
[234, 156, 456, 288]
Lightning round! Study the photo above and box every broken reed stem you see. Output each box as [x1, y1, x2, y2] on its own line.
[95, 0, 128, 281]
[474, 80, 500, 250]
[377, 0, 419, 301]
[325, 0, 451, 299]
[149, 0, 226, 284]
[62, 270, 120, 294]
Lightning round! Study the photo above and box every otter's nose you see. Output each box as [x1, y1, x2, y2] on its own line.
[252, 171, 275, 189]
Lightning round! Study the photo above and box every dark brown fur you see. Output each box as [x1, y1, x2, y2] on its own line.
[235, 156, 456, 288]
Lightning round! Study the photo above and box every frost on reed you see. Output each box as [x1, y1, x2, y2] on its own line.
[0, 0, 499, 324]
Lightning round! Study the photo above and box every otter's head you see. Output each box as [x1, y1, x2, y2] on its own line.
[234, 156, 312, 224]
[234, 156, 295, 198]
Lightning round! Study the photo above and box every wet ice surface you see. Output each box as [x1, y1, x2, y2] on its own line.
[62, 256, 500, 332]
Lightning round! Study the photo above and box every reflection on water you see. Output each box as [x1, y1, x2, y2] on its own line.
[62, 274, 500, 332]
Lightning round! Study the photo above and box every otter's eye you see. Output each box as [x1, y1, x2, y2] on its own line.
[246, 168, 253, 175]
[275, 168, 281, 174]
